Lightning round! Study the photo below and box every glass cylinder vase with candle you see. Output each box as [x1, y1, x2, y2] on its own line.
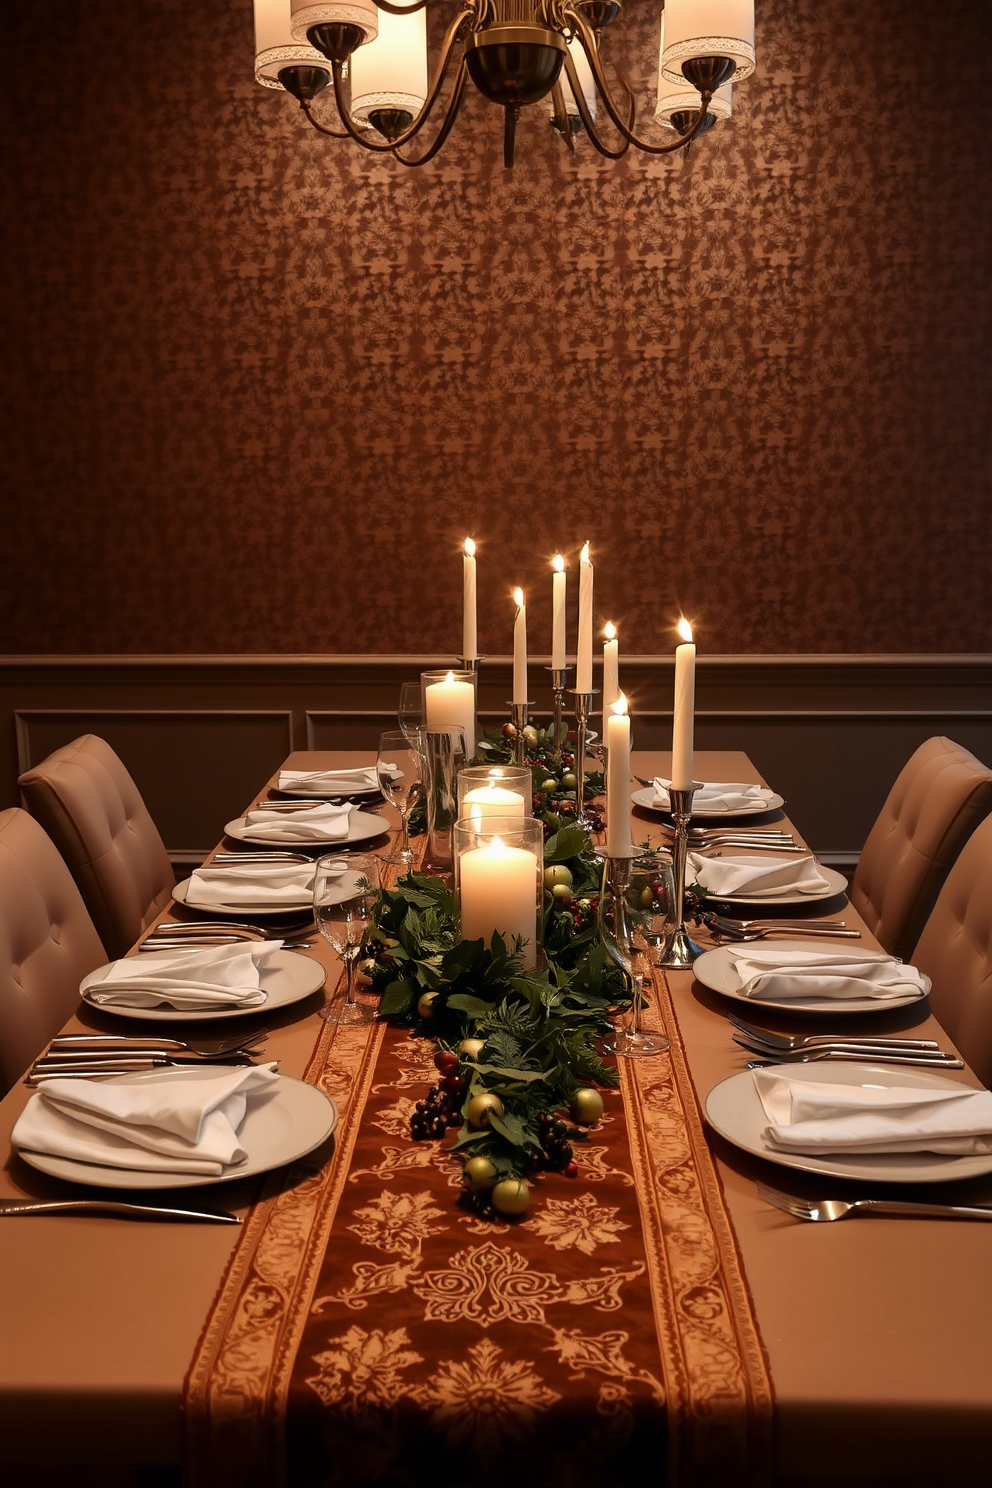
[421, 669, 477, 759]
[457, 764, 531, 825]
[454, 815, 544, 971]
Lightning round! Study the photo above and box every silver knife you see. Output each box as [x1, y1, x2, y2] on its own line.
[0, 1199, 240, 1223]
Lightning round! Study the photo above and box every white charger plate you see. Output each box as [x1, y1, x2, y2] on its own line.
[18, 1075, 338, 1191]
[172, 864, 365, 916]
[273, 768, 400, 800]
[693, 864, 848, 907]
[224, 808, 388, 848]
[79, 949, 326, 1023]
[693, 942, 930, 1015]
[705, 1062, 992, 1184]
[631, 786, 785, 820]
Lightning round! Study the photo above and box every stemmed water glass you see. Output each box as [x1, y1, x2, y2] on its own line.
[398, 682, 423, 746]
[377, 728, 424, 868]
[600, 850, 676, 1058]
[313, 853, 381, 1024]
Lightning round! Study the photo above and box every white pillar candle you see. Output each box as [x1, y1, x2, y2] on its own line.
[671, 618, 696, 791]
[426, 671, 475, 756]
[551, 555, 566, 670]
[606, 693, 632, 857]
[460, 835, 537, 969]
[462, 784, 526, 823]
[602, 621, 619, 713]
[576, 542, 593, 692]
[462, 538, 477, 661]
[512, 587, 527, 705]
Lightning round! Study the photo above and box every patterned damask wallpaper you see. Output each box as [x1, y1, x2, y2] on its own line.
[0, 0, 989, 656]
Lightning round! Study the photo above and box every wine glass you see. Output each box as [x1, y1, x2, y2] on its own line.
[313, 853, 381, 1024]
[376, 728, 424, 868]
[600, 850, 676, 1058]
[397, 682, 423, 747]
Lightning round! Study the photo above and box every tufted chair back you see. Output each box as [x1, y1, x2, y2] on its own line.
[18, 734, 175, 963]
[914, 813, 992, 1088]
[849, 737, 992, 963]
[0, 808, 107, 1094]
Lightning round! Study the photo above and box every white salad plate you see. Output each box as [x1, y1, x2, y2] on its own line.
[223, 808, 388, 849]
[692, 864, 849, 906]
[18, 1075, 338, 1191]
[704, 1062, 992, 1184]
[172, 863, 365, 916]
[693, 943, 930, 1016]
[79, 950, 326, 1022]
[631, 787, 785, 820]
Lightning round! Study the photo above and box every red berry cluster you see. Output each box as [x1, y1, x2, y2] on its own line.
[560, 895, 599, 932]
[536, 1112, 579, 1177]
[409, 1051, 467, 1141]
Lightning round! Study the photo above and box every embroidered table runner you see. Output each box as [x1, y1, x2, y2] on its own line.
[184, 964, 772, 1487]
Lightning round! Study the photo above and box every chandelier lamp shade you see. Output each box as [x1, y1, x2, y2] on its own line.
[252, 0, 755, 168]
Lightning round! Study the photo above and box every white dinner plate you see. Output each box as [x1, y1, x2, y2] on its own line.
[272, 768, 400, 800]
[693, 943, 930, 1015]
[630, 786, 785, 820]
[223, 808, 388, 849]
[692, 864, 849, 907]
[705, 1062, 992, 1184]
[172, 864, 365, 916]
[18, 1075, 338, 1191]
[78, 950, 326, 1023]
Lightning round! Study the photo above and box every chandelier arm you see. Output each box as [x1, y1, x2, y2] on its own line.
[393, 59, 470, 167]
[371, 0, 431, 11]
[550, 79, 576, 154]
[565, 9, 713, 154]
[327, 4, 471, 153]
[561, 50, 630, 160]
[299, 98, 351, 139]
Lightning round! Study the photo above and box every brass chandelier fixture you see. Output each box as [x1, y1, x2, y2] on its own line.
[253, 0, 755, 168]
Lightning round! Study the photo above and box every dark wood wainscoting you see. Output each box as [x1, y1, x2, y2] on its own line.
[2, 655, 990, 873]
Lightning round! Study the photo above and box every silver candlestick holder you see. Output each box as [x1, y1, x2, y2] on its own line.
[459, 655, 485, 677]
[660, 782, 705, 968]
[546, 664, 571, 758]
[507, 701, 534, 765]
[571, 688, 598, 828]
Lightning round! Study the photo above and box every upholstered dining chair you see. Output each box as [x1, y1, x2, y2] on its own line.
[18, 734, 175, 963]
[0, 808, 106, 1095]
[849, 736, 992, 964]
[913, 811, 992, 1088]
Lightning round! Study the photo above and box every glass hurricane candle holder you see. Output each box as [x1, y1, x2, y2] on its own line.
[454, 814, 544, 971]
[421, 669, 478, 759]
[421, 726, 467, 875]
[457, 764, 532, 825]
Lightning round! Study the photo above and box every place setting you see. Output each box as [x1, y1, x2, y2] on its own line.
[632, 777, 786, 821]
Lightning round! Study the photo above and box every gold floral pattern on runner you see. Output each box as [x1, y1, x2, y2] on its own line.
[528, 1192, 629, 1254]
[421, 1340, 562, 1453]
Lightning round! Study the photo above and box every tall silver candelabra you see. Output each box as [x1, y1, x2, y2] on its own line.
[660, 782, 705, 968]
[508, 700, 534, 766]
[546, 664, 571, 758]
[571, 689, 598, 828]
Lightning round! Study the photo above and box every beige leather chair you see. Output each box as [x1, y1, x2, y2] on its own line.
[914, 812, 992, 1088]
[849, 737, 992, 963]
[18, 734, 174, 962]
[0, 808, 106, 1094]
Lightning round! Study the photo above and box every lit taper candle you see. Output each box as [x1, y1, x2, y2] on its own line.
[512, 587, 527, 705]
[603, 621, 619, 712]
[462, 538, 477, 661]
[551, 554, 566, 670]
[671, 618, 696, 791]
[606, 692, 632, 857]
[576, 542, 593, 692]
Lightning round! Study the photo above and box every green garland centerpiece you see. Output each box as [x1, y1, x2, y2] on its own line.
[366, 821, 628, 1220]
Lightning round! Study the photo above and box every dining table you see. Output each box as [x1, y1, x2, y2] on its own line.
[1, 748, 991, 1488]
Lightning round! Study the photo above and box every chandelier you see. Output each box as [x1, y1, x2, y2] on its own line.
[253, 0, 755, 168]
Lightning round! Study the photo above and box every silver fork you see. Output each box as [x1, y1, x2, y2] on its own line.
[49, 1032, 267, 1056]
[757, 1182, 992, 1223]
[740, 1043, 963, 1067]
[704, 920, 861, 942]
[727, 1015, 938, 1052]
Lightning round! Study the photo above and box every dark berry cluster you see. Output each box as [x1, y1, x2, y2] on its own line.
[537, 1112, 579, 1178]
[558, 894, 600, 933]
[409, 1051, 467, 1141]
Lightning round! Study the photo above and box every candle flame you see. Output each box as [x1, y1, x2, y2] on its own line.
[552, 554, 565, 573]
[464, 537, 476, 557]
[677, 617, 693, 643]
[513, 586, 524, 607]
[580, 541, 590, 564]
[604, 621, 616, 640]
[612, 692, 629, 717]
[444, 670, 455, 684]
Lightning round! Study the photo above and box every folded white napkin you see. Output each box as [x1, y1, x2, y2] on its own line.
[186, 861, 315, 908]
[243, 802, 352, 842]
[726, 945, 928, 1002]
[12, 1064, 280, 1175]
[753, 1069, 992, 1155]
[277, 767, 377, 794]
[653, 778, 776, 813]
[689, 852, 830, 898]
[86, 942, 283, 1010]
